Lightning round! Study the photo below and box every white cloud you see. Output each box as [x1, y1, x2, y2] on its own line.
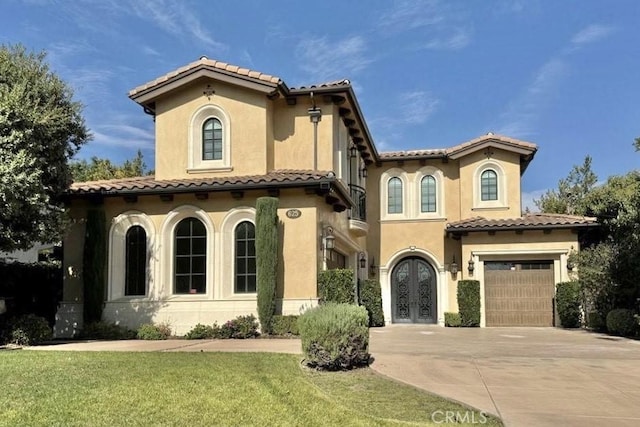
[399, 91, 440, 125]
[422, 28, 471, 50]
[91, 126, 154, 150]
[521, 189, 547, 213]
[378, 0, 443, 32]
[295, 35, 372, 82]
[142, 45, 161, 57]
[571, 24, 614, 46]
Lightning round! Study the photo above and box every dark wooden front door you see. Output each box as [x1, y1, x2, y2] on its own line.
[391, 257, 437, 323]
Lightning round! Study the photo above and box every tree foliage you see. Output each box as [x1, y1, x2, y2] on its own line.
[83, 209, 106, 324]
[535, 156, 598, 214]
[255, 197, 279, 334]
[70, 150, 150, 182]
[0, 44, 89, 251]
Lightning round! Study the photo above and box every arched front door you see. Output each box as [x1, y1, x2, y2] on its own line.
[391, 257, 437, 323]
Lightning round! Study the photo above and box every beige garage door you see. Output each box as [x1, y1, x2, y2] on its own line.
[484, 261, 555, 326]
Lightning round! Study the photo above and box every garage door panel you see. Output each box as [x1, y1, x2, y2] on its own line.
[484, 262, 554, 327]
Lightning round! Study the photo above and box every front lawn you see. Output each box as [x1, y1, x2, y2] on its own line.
[0, 351, 501, 426]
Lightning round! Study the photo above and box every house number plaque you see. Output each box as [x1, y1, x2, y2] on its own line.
[286, 209, 302, 219]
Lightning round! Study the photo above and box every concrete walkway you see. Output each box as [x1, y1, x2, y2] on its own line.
[28, 326, 640, 426]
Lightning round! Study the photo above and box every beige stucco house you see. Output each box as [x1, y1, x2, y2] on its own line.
[55, 57, 596, 337]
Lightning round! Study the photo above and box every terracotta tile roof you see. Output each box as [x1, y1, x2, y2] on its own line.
[69, 170, 333, 195]
[446, 213, 598, 232]
[290, 79, 351, 90]
[128, 56, 282, 97]
[378, 133, 537, 161]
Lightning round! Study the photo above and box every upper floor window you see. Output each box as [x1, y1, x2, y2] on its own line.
[421, 175, 437, 213]
[481, 170, 498, 201]
[388, 177, 403, 214]
[174, 217, 207, 294]
[202, 118, 222, 161]
[125, 225, 147, 296]
[234, 221, 256, 293]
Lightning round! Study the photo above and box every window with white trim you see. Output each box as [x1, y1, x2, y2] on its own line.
[174, 217, 207, 294]
[202, 118, 223, 160]
[125, 225, 146, 296]
[420, 175, 437, 213]
[481, 169, 498, 201]
[189, 104, 231, 172]
[234, 221, 256, 293]
[473, 162, 507, 209]
[387, 177, 403, 214]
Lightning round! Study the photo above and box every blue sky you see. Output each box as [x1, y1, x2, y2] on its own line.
[2, 0, 639, 209]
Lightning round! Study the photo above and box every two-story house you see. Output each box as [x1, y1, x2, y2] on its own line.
[55, 57, 596, 337]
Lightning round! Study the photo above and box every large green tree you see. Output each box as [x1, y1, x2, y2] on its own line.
[70, 150, 150, 182]
[0, 44, 89, 251]
[534, 155, 597, 214]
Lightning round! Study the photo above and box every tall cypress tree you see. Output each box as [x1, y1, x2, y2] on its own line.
[255, 197, 279, 334]
[83, 209, 106, 324]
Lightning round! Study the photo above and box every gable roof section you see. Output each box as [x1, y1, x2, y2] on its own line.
[446, 213, 598, 235]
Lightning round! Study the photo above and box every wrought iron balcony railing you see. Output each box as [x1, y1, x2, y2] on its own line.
[349, 184, 366, 222]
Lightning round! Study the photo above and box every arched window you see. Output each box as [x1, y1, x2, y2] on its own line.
[421, 175, 437, 213]
[388, 177, 403, 214]
[174, 217, 207, 294]
[202, 118, 222, 160]
[235, 221, 256, 293]
[125, 225, 146, 296]
[481, 170, 498, 201]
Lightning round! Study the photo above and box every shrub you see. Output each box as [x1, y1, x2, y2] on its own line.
[587, 311, 606, 332]
[270, 315, 300, 336]
[606, 309, 637, 337]
[216, 315, 260, 339]
[457, 280, 480, 327]
[256, 197, 279, 335]
[80, 321, 136, 340]
[298, 303, 370, 370]
[444, 312, 461, 327]
[137, 322, 171, 340]
[184, 323, 216, 339]
[318, 269, 355, 304]
[556, 281, 581, 328]
[359, 279, 385, 327]
[9, 314, 52, 345]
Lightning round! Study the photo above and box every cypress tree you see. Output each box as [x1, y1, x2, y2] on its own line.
[255, 197, 279, 334]
[83, 209, 106, 323]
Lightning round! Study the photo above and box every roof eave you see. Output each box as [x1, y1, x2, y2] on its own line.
[446, 222, 598, 234]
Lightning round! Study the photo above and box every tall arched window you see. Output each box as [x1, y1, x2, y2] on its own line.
[388, 177, 403, 214]
[481, 170, 498, 201]
[125, 225, 146, 296]
[235, 221, 256, 293]
[174, 217, 207, 294]
[202, 118, 222, 160]
[421, 175, 437, 213]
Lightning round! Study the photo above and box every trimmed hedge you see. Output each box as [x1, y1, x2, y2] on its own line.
[271, 315, 299, 336]
[587, 311, 606, 332]
[606, 309, 637, 337]
[318, 269, 355, 304]
[298, 303, 370, 370]
[80, 321, 136, 340]
[256, 197, 279, 335]
[556, 281, 581, 328]
[457, 280, 480, 327]
[8, 314, 52, 345]
[444, 312, 461, 327]
[359, 279, 384, 327]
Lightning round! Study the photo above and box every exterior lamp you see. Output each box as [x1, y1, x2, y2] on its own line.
[450, 255, 458, 275]
[350, 144, 357, 158]
[468, 257, 475, 276]
[359, 253, 366, 269]
[369, 257, 377, 277]
[322, 226, 335, 250]
[361, 167, 368, 178]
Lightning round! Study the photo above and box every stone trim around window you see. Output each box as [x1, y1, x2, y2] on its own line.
[188, 104, 231, 172]
[473, 161, 508, 209]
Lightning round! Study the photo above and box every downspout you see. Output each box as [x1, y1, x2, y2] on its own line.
[307, 92, 322, 170]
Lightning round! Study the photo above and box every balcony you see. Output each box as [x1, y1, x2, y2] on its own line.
[349, 184, 368, 236]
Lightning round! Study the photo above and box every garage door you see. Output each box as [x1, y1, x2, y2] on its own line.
[484, 261, 555, 326]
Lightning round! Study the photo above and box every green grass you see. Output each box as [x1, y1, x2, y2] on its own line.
[0, 351, 501, 426]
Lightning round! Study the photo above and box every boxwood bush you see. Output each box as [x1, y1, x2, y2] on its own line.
[444, 312, 461, 327]
[137, 322, 172, 340]
[298, 303, 370, 370]
[8, 314, 52, 345]
[457, 280, 480, 327]
[270, 315, 299, 336]
[556, 281, 581, 328]
[606, 309, 637, 337]
[184, 323, 216, 339]
[80, 321, 136, 340]
[318, 269, 355, 304]
[359, 279, 385, 327]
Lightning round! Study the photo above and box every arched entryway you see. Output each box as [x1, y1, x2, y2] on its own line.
[391, 257, 437, 323]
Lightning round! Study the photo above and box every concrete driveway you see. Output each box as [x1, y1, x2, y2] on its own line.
[369, 325, 640, 427]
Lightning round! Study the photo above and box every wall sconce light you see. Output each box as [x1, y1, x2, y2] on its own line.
[361, 167, 368, 178]
[567, 245, 575, 271]
[359, 252, 366, 269]
[321, 226, 335, 250]
[308, 107, 322, 123]
[468, 257, 475, 276]
[369, 257, 377, 277]
[450, 255, 458, 275]
[350, 144, 357, 158]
